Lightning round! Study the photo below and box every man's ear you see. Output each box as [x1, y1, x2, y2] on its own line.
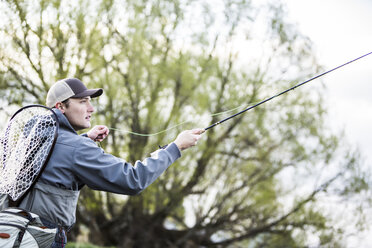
[55, 102, 65, 113]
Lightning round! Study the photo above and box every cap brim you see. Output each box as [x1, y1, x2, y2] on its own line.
[71, 88, 103, 99]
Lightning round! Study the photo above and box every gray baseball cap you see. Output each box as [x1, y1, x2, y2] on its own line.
[46, 78, 103, 107]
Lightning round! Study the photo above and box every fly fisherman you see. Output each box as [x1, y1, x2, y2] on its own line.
[1, 78, 204, 247]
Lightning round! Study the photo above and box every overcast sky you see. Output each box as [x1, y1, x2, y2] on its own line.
[285, 0, 372, 246]
[285, 0, 372, 161]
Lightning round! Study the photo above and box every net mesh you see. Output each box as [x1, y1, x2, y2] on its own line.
[0, 106, 58, 201]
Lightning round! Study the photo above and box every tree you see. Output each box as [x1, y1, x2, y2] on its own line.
[0, 0, 369, 247]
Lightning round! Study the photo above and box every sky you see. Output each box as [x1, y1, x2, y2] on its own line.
[285, 0, 372, 246]
[285, 0, 372, 162]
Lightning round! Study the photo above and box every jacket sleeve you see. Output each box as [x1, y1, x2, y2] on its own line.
[71, 139, 181, 195]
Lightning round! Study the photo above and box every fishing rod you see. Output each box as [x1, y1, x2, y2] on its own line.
[204, 51, 372, 131]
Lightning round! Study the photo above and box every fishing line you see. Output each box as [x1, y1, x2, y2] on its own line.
[104, 51, 371, 137]
[108, 102, 259, 137]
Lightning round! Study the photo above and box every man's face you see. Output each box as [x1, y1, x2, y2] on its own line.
[61, 97, 95, 131]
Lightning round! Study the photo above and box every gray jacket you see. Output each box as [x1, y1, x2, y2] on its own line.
[13, 109, 181, 227]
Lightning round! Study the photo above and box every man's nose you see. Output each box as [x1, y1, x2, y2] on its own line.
[88, 102, 95, 113]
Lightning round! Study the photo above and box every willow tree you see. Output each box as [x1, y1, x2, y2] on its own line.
[0, 0, 369, 247]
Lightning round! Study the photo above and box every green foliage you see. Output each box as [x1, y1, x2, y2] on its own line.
[0, 0, 370, 247]
[66, 242, 114, 248]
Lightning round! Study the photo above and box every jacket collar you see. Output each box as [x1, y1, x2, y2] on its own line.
[52, 108, 78, 134]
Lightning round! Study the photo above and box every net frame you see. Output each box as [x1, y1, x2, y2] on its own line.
[0, 105, 59, 206]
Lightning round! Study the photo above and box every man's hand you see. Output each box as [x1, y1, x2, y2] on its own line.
[87, 125, 109, 142]
[174, 129, 205, 151]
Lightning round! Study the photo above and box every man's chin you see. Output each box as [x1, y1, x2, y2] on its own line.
[76, 123, 91, 131]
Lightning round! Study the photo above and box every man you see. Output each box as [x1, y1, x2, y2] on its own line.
[14, 78, 204, 247]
